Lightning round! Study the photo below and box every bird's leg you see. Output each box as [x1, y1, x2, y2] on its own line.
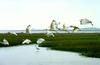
[36, 47, 40, 50]
[91, 23, 93, 26]
[35, 44, 40, 50]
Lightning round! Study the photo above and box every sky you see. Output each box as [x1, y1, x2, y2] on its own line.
[0, 0, 100, 30]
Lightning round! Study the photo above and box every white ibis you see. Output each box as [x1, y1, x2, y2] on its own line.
[36, 38, 45, 50]
[80, 18, 93, 26]
[50, 20, 58, 30]
[0, 38, 9, 45]
[26, 25, 31, 34]
[22, 39, 31, 44]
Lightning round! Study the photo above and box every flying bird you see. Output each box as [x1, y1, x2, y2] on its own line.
[50, 20, 58, 30]
[80, 18, 93, 26]
[26, 25, 31, 34]
[70, 25, 81, 32]
[22, 39, 31, 44]
[0, 38, 9, 45]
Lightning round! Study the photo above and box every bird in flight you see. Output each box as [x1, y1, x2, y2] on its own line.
[80, 18, 93, 26]
[70, 25, 81, 32]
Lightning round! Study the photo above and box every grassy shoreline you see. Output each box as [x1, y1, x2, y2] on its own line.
[0, 33, 100, 58]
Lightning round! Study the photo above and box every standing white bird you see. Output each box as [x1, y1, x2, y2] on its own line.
[46, 30, 54, 37]
[26, 25, 31, 34]
[80, 18, 93, 26]
[22, 39, 31, 44]
[70, 25, 81, 32]
[36, 38, 45, 50]
[0, 39, 9, 45]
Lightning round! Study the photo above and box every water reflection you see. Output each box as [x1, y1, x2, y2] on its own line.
[0, 45, 100, 65]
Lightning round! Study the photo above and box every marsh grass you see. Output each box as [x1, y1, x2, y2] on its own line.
[0, 33, 100, 58]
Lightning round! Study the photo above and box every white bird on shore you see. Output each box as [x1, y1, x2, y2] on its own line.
[46, 30, 54, 37]
[22, 39, 31, 44]
[80, 18, 93, 26]
[36, 38, 45, 50]
[0, 39, 9, 45]
[37, 38, 45, 44]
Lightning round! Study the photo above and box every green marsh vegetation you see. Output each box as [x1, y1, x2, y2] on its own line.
[0, 33, 100, 58]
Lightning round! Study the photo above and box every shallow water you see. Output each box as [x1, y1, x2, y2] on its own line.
[0, 45, 100, 65]
[0, 30, 100, 33]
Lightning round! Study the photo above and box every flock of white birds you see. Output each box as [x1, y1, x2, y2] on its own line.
[0, 18, 93, 50]
[50, 18, 93, 32]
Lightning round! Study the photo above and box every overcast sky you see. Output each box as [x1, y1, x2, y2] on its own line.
[0, 0, 100, 30]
